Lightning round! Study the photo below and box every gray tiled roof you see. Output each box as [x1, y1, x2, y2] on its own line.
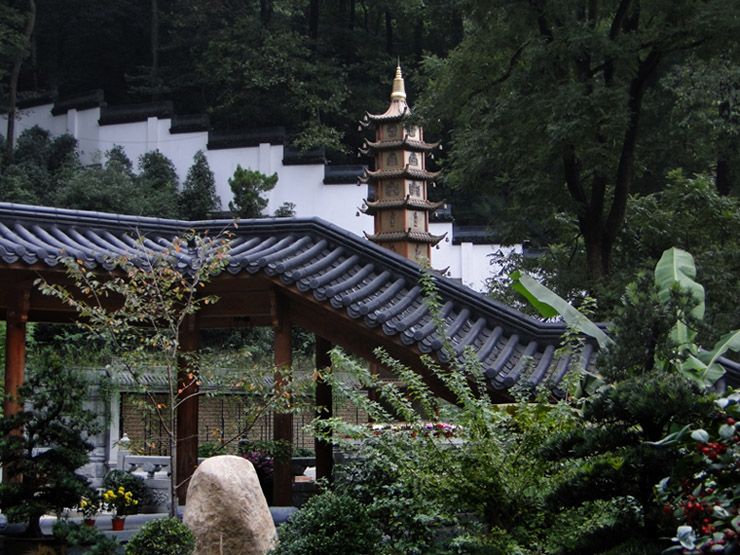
[2, 203, 736, 397]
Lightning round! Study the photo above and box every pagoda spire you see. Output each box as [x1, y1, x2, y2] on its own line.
[359, 66, 445, 264]
[390, 65, 406, 101]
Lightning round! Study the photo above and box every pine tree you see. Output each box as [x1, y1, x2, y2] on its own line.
[178, 150, 220, 220]
[138, 150, 179, 218]
[228, 165, 277, 219]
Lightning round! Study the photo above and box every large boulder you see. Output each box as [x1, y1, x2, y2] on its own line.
[183, 455, 277, 555]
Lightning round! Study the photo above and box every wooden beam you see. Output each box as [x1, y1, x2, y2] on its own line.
[315, 336, 333, 483]
[3, 281, 30, 484]
[176, 314, 199, 505]
[273, 293, 293, 506]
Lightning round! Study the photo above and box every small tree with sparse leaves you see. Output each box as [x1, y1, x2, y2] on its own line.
[36, 230, 230, 517]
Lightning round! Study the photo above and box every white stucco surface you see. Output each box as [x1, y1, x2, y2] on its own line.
[2, 103, 509, 292]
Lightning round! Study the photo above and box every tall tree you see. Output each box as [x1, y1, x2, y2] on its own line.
[419, 0, 740, 288]
[178, 150, 220, 220]
[137, 149, 179, 218]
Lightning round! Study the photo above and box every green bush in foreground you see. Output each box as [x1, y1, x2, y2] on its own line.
[271, 491, 381, 555]
[125, 517, 195, 555]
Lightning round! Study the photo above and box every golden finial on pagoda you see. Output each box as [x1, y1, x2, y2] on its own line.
[390, 65, 406, 101]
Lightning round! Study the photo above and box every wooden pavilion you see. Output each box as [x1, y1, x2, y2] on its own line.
[0, 202, 623, 505]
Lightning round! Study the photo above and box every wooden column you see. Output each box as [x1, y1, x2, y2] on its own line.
[273, 294, 293, 506]
[315, 336, 333, 482]
[176, 314, 199, 504]
[2, 283, 30, 484]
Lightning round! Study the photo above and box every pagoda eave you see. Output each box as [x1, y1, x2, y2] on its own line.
[362, 197, 444, 214]
[361, 100, 410, 125]
[364, 230, 446, 245]
[361, 138, 441, 154]
[360, 167, 440, 183]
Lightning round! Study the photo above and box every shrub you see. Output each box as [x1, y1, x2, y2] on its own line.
[271, 491, 381, 555]
[197, 441, 226, 458]
[0, 351, 99, 537]
[125, 517, 195, 555]
[103, 470, 151, 507]
[52, 521, 119, 554]
[658, 391, 740, 554]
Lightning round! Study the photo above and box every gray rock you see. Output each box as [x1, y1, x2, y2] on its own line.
[183, 455, 277, 555]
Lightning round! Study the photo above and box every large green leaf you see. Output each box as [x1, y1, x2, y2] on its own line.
[511, 271, 612, 349]
[655, 247, 705, 319]
[679, 329, 740, 386]
[679, 354, 726, 388]
[699, 329, 740, 369]
[510, 271, 558, 319]
[655, 247, 705, 351]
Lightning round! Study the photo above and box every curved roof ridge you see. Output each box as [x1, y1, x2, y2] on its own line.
[0, 202, 615, 398]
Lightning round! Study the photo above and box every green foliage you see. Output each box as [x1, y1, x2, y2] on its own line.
[102, 470, 151, 508]
[419, 0, 740, 283]
[228, 165, 277, 219]
[53, 146, 140, 214]
[179, 150, 220, 220]
[657, 392, 740, 554]
[273, 202, 296, 218]
[52, 521, 119, 554]
[511, 270, 612, 350]
[0, 126, 80, 204]
[303, 266, 578, 552]
[125, 517, 195, 555]
[197, 441, 226, 458]
[0, 350, 99, 537]
[271, 491, 381, 555]
[619, 171, 740, 338]
[36, 230, 231, 516]
[137, 150, 179, 218]
[529, 272, 716, 550]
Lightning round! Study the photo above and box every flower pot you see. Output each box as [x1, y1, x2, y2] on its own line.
[111, 516, 125, 531]
[83, 518, 96, 527]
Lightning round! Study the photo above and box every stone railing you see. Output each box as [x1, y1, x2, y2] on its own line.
[118, 453, 180, 511]
[118, 453, 323, 509]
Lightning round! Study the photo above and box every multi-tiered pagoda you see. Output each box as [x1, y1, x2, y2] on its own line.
[359, 66, 445, 264]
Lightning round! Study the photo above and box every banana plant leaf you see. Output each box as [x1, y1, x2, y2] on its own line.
[511, 271, 612, 350]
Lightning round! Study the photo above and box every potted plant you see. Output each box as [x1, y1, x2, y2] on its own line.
[102, 470, 151, 510]
[77, 492, 102, 526]
[103, 487, 139, 530]
[0, 351, 99, 550]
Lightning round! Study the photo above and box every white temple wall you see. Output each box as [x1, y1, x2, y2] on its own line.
[2, 103, 506, 293]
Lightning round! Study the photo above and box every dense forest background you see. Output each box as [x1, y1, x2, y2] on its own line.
[3, 0, 740, 328]
[3, 0, 464, 159]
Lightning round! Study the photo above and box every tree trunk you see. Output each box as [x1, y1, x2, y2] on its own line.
[5, 0, 36, 164]
[716, 159, 732, 196]
[309, 0, 320, 40]
[583, 224, 611, 285]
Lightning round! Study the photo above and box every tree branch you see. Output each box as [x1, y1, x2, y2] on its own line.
[606, 48, 661, 241]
